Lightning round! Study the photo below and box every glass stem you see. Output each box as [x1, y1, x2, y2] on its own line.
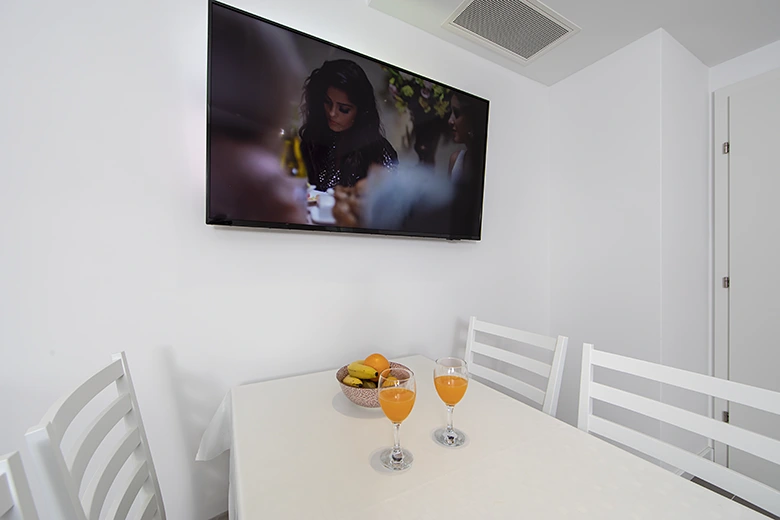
[446, 405, 455, 432]
[391, 422, 403, 462]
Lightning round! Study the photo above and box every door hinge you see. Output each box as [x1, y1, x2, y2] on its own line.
[723, 142, 730, 154]
[722, 411, 730, 423]
[722, 276, 730, 288]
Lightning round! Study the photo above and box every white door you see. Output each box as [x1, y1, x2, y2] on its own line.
[726, 71, 780, 490]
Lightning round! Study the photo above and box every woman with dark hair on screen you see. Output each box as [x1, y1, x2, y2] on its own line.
[299, 59, 398, 191]
[446, 92, 487, 238]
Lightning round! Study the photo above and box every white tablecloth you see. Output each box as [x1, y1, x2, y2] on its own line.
[204, 355, 765, 519]
[196, 390, 236, 519]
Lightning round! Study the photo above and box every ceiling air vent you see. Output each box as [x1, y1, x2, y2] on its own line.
[443, 0, 579, 65]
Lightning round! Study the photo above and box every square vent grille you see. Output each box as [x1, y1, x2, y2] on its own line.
[444, 0, 579, 64]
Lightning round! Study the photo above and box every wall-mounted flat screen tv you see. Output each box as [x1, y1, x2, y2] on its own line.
[207, 1, 490, 240]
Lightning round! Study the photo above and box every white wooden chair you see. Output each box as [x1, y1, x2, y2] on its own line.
[0, 452, 39, 520]
[465, 316, 568, 416]
[578, 343, 780, 516]
[25, 352, 166, 520]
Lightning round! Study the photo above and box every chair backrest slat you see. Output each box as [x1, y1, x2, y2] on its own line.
[470, 341, 552, 378]
[83, 428, 141, 520]
[0, 452, 40, 520]
[111, 353, 165, 519]
[138, 492, 158, 520]
[50, 360, 124, 439]
[543, 336, 568, 416]
[591, 348, 780, 414]
[590, 416, 780, 514]
[471, 318, 558, 350]
[68, 393, 133, 490]
[466, 316, 568, 416]
[0, 473, 13, 516]
[470, 364, 546, 405]
[591, 382, 780, 465]
[579, 343, 780, 516]
[25, 352, 166, 520]
[25, 423, 85, 520]
[578, 341, 593, 432]
[104, 461, 149, 520]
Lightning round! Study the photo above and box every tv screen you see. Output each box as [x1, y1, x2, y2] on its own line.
[207, 1, 490, 240]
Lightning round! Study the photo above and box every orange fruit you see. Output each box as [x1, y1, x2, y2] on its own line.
[363, 353, 390, 379]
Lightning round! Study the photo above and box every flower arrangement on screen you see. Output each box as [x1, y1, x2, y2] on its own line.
[384, 67, 451, 120]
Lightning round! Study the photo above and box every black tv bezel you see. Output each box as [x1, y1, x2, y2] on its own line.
[206, 0, 490, 241]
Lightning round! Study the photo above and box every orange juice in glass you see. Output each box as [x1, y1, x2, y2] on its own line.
[434, 375, 468, 406]
[377, 367, 416, 470]
[433, 358, 469, 447]
[379, 387, 416, 422]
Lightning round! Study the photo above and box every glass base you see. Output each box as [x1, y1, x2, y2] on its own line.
[379, 447, 414, 470]
[434, 427, 467, 447]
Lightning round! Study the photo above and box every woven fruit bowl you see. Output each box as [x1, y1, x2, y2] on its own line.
[336, 362, 411, 408]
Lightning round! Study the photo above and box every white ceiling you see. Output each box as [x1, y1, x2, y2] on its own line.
[368, 0, 780, 85]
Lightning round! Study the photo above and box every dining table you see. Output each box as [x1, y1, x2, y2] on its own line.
[228, 355, 765, 519]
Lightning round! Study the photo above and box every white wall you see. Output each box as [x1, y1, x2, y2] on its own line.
[659, 31, 710, 455]
[710, 39, 780, 92]
[549, 30, 710, 453]
[0, 1, 551, 518]
[549, 32, 664, 435]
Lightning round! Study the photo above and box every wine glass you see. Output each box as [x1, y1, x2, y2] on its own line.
[377, 367, 416, 470]
[433, 357, 469, 447]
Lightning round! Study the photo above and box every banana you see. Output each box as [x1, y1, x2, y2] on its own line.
[342, 375, 364, 388]
[362, 380, 377, 389]
[382, 376, 398, 388]
[348, 362, 379, 380]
